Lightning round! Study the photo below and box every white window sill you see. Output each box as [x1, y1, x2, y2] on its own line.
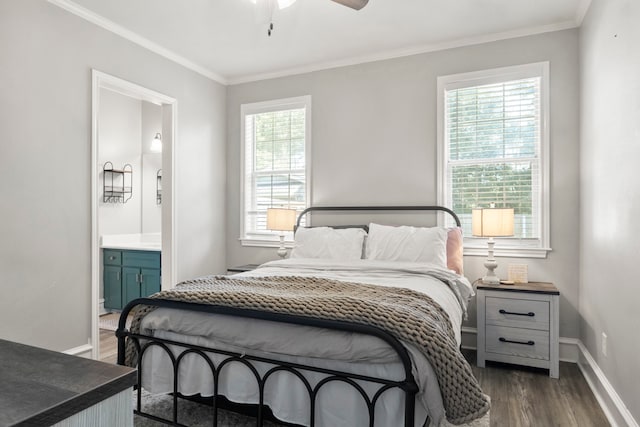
[463, 246, 551, 259]
[240, 239, 549, 258]
[240, 237, 294, 249]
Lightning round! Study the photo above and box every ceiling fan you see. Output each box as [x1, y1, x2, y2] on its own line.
[257, 0, 369, 10]
[331, 0, 369, 10]
[252, 0, 370, 36]
[251, 0, 369, 11]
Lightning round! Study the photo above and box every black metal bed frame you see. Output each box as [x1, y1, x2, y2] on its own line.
[295, 205, 461, 229]
[116, 205, 461, 427]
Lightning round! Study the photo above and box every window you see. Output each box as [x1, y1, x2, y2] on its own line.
[241, 96, 311, 245]
[437, 63, 550, 257]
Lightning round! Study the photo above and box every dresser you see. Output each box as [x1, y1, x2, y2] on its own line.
[0, 339, 135, 426]
[476, 282, 559, 378]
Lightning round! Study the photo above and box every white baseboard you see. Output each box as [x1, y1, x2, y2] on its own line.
[460, 326, 478, 350]
[461, 327, 638, 427]
[576, 341, 638, 427]
[62, 343, 94, 358]
[559, 336, 580, 362]
[99, 298, 108, 316]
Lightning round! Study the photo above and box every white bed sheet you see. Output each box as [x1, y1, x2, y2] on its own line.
[138, 259, 474, 427]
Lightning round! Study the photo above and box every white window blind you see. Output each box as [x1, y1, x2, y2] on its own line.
[438, 63, 549, 256]
[241, 96, 310, 243]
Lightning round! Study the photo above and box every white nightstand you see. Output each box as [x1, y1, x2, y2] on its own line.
[476, 282, 560, 378]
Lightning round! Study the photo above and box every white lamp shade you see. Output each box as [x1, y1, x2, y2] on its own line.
[472, 208, 514, 237]
[266, 208, 296, 232]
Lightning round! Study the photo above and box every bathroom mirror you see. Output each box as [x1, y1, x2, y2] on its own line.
[142, 153, 161, 233]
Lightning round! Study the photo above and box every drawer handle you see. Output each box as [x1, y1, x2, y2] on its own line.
[499, 337, 535, 346]
[109, 256, 116, 261]
[499, 309, 535, 317]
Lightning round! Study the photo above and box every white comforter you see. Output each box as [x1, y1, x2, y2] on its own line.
[139, 259, 474, 426]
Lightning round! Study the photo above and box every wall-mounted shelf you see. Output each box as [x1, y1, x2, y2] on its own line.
[156, 169, 162, 205]
[103, 162, 133, 203]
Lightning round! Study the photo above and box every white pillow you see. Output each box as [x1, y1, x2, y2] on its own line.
[289, 227, 367, 260]
[365, 223, 448, 267]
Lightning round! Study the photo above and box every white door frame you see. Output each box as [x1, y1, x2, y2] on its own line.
[91, 70, 178, 360]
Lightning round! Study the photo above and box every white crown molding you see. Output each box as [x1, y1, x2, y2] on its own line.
[48, 0, 584, 87]
[47, 0, 228, 85]
[227, 20, 578, 85]
[575, 0, 593, 25]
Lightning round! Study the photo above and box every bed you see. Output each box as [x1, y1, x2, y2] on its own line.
[117, 206, 490, 427]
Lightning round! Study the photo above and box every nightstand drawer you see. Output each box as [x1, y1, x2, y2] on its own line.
[486, 296, 549, 330]
[486, 325, 549, 360]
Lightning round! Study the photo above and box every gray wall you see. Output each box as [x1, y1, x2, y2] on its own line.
[0, 0, 227, 351]
[580, 0, 640, 419]
[226, 29, 581, 337]
[98, 92, 162, 236]
[98, 89, 143, 236]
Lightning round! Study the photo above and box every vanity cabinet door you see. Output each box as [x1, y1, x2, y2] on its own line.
[104, 249, 161, 310]
[123, 267, 141, 307]
[141, 268, 161, 297]
[123, 265, 160, 306]
[103, 265, 122, 310]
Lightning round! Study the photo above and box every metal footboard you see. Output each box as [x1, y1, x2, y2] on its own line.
[116, 298, 420, 427]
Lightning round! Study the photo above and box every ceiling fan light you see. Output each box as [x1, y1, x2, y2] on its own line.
[330, 0, 369, 10]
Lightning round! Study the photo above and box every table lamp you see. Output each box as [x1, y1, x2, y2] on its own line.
[266, 208, 297, 258]
[472, 207, 514, 285]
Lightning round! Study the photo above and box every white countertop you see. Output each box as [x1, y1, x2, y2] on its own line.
[100, 233, 161, 251]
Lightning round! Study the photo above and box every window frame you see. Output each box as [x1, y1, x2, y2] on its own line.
[437, 62, 551, 258]
[240, 95, 312, 247]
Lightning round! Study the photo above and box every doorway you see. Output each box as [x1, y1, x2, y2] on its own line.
[91, 70, 177, 360]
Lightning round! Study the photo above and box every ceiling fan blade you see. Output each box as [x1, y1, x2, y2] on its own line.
[330, 0, 369, 10]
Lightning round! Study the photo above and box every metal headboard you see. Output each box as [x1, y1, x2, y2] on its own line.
[295, 205, 461, 229]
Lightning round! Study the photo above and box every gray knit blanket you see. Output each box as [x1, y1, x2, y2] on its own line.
[125, 275, 490, 425]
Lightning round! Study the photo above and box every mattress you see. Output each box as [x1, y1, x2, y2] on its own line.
[137, 259, 475, 426]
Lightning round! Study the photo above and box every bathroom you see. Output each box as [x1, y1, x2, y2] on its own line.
[98, 87, 163, 316]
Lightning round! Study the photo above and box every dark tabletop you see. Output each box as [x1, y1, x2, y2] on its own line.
[0, 339, 135, 427]
[476, 281, 560, 295]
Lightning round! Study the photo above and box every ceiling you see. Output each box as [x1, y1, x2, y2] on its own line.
[51, 0, 589, 85]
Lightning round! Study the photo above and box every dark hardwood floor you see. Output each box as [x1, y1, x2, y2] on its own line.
[99, 328, 118, 364]
[462, 349, 610, 427]
[98, 312, 120, 364]
[99, 329, 609, 426]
